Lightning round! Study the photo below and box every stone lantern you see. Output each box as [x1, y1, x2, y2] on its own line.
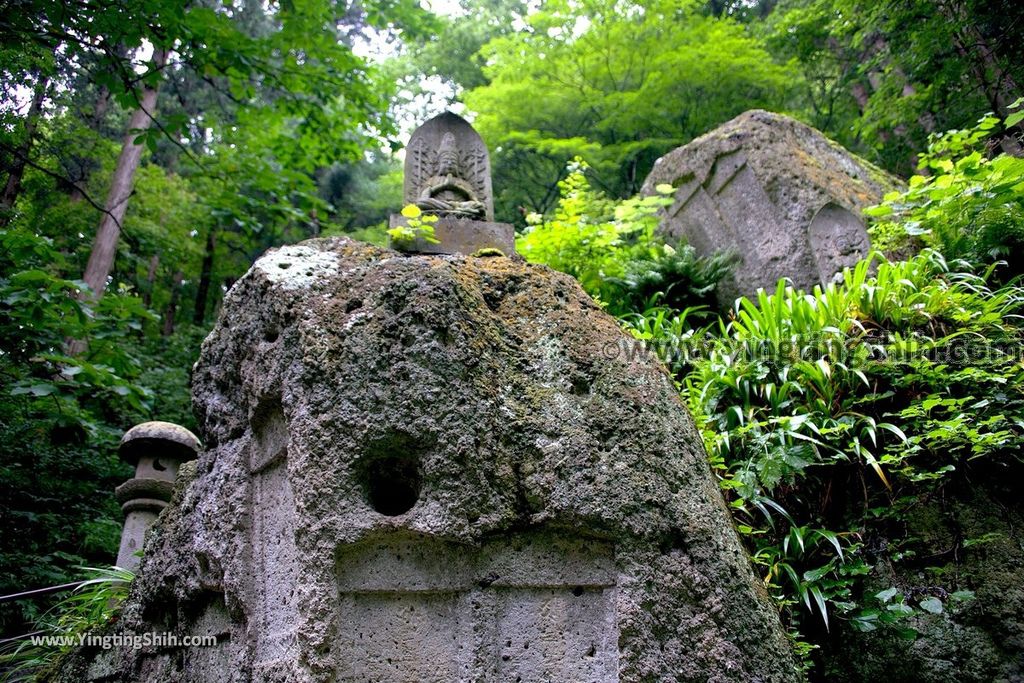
[114, 421, 200, 572]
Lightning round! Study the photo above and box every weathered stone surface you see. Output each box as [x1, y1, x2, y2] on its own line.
[56, 237, 800, 682]
[641, 109, 901, 306]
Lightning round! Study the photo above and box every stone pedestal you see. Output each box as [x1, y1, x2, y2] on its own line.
[388, 215, 516, 255]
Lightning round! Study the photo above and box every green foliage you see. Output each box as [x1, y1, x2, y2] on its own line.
[386, 0, 526, 119]
[517, 161, 732, 316]
[620, 304, 713, 376]
[638, 249, 1023, 666]
[0, 227, 153, 633]
[333, 222, 390, 247]
[387, 204, 440, 249]
[609, 243, 736, 315]
[1, 0, 437, 324]
[765, 0, 1024, 176]
[2, 0, 431, 148]
[135, 325, 208, 430]
[867, 110, 1024, 279]
[464, 0, 796, 220]
[0, 566, 133, 681]
[0, 226, 154, 418]
[318, 158, 404, 233]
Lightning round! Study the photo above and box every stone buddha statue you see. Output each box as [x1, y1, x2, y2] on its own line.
[404, 112, 495, 221]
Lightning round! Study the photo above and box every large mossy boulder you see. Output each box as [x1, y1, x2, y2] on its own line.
[56, 237, 800, 682]
[642, 109, 901, 307]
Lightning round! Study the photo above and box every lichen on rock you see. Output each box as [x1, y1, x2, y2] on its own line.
[252, 243, 340, 290]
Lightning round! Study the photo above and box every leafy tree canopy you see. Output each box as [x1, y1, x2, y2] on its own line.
[463, 0, 796, 220]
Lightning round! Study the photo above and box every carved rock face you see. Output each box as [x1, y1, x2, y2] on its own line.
[58, 238, 800, 683]
[404, 112, 494, 220]
[642, 109, 901, 305]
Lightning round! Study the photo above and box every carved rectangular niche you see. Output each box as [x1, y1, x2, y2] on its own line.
[248, 401, 300, 672]
[182, 599, 233, 680]
[250, 460, 300, 670]
[334, 532, 619, 682]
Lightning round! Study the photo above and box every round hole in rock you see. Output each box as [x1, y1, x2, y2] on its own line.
[364, 454, 422, 516]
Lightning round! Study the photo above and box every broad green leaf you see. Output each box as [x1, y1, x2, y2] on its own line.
[1005, 111, 1024, 128]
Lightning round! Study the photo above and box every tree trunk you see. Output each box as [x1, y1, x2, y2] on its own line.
[309, 209, 320, 237]
[162, 270, 183, 336]
[193, 228, 216, 326]
[849, 81, 871, 113]
[936, 0, 1023, 155]
[80, 48, 169, 300]
[1, 75, 50, 223]
[142, 253, 160, 307]
[89, 85, 113, 129]
[939, 0, 1020, 115]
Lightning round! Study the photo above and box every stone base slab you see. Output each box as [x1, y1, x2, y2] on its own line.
[389, 215, 516, 255]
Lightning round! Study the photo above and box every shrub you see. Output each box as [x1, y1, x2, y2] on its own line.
[867, 106, 1024, 280]
[654, 250, 1023, 658]
[517, 159, 733, 316]
[0, 566, 133, 681]
[0, 227, 151, 634]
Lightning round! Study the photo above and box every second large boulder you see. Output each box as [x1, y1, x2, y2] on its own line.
[642, 110, 900, 306]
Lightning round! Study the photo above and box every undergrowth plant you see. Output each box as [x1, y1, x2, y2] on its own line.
[659, 249, 1023, 660]
[868, 105, 1024, 279]
[387, 204, 440, 249]
[0, 566, 133, 682]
